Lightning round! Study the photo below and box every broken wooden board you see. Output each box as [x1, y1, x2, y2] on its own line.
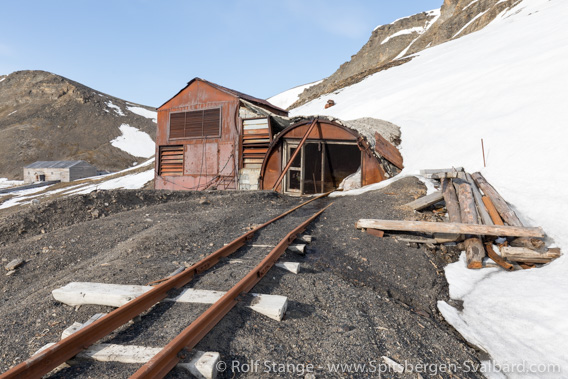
[500, 246, 561, 263]
[356, 219, 545, 238]
[405, 191, 444, 211]
[420, 167, 464, 178]
[374, 132, 403, 169]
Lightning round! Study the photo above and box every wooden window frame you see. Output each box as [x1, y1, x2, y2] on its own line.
[168, 108, 222, 140]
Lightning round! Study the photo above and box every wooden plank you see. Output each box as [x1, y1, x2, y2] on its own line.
[374, 132, 403, 169]
[482, 196, 504, 225]
[421, 167, 464, 179]
[405, 191, 444, 210]
[420, 167, 464, 176]
[356, 219, 545, 238]
[466, 173, 493, 225]
[471, 172, 523, 227]
[455, 179, 485, 269]
[442, 179, 461, 223]
[438, 178, 462, 243]
[430, 172, 462, 179]
[500, 246, 561, 263]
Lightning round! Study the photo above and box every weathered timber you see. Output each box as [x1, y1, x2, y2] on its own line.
[438, 178, 462, 243]
[455, 180, 477, 226]
[485, 244, 514, 271]
[405, 191, 444, 211]
[471, 172, 523, 226]
[395, 237, 438, 244]
[466, 173, 493, 225]
[442, 179, 461, 223]
[356, 219, 545, 238]
[510, 237, 546, 252]
[500, 246, 561, 263]
[430, 172, 461, 179]
[420, 167, 464, 178]
[374, 132, 403, 169]
[482, 196, 504, 225]
[455, 179, 485, 269]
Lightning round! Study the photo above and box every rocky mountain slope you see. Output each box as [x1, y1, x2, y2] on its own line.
[290, 0, 519, 109]
[0, 70, 157, 180]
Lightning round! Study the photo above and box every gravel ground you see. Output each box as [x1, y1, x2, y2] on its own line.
[0, 178, 483, 378]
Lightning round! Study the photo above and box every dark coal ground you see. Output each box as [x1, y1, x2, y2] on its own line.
[0, 177, 484, 378]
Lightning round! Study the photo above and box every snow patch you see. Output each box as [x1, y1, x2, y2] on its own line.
[381, 27, 425, 45]
[453, 9, 490, 38]
[463, 0, 480, 11]
[393, 9, 441, 59]
[110, 124, 155, 158]
[105, 101, 125, 116]
[0, 178, 24, 189]
[127, 106, 157, 123]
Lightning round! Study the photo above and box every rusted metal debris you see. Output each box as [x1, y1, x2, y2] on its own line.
[0, 193, 330, 379]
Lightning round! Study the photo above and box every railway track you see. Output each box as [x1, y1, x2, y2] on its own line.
[0, 193, 331, 379]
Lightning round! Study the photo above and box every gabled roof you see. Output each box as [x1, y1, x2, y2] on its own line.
[159, 78, 288, 116]
[24, 160, 92, 169]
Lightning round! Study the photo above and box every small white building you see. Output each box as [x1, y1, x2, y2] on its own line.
[23, 160, 97, 183]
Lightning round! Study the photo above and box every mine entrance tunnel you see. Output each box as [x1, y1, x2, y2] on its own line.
[284, 140, 361, 195]
[260, 118, 390, 195]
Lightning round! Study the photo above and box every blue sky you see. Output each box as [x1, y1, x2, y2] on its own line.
[0, 1, 441, 107]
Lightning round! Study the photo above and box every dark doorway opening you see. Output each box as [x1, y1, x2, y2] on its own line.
[323, 143, 361, 192]
[284, 140, 361, 195]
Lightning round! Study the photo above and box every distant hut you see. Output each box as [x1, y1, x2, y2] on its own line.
[23, 160, 97, 183]
[155, 78, 289, 191]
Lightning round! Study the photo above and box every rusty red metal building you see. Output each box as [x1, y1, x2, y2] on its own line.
[155, 79, 402, 194]
[155, 78, 288, 191]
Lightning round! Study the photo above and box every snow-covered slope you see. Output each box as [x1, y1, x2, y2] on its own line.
[267, 80, 322, 110]
[292, 0, 568, 376]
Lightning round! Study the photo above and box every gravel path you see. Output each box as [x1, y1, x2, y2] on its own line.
[0, 179, 483, 378]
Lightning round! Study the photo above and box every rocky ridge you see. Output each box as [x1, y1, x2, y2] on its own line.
[0, 70, 157, 179]
[290, 0, 520, 109]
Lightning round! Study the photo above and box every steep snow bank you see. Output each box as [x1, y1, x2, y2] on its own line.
[292, 0, 568, 375]
[267, 80, 323, 109]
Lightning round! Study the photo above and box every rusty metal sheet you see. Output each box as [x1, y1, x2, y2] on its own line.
[374, 132, 403, 169]
[218, 142, 235, 176]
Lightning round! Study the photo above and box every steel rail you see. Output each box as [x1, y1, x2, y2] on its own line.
[130, 203, 331, 378]
[0, 193, 330, 379]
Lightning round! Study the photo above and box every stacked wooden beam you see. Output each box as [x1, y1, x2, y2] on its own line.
[357, 168, 561, 270]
